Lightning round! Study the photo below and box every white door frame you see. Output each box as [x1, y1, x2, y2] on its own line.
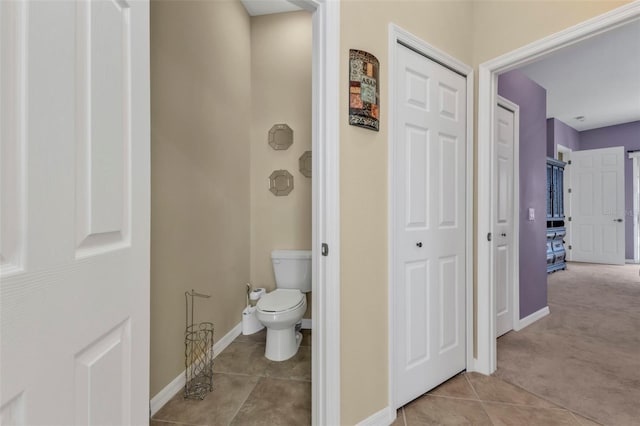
[290, 0, 341, 424]
[628, 151, 640, 264]
[556, 144, 572, 261]
[476, 2, 640, 374]
[495, 96, 521, 334]
[388, 23, 474, 412]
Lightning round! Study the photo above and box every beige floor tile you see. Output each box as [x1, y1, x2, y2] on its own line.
[213, 342, 270, 376]
[234, 328, 267, 344]
[149, 419, 192, 426]
[404, 395, 492, 425]
[467, 372, 556, 408]
[263, 345, 311, 381]
[230, 377, 311, 426]
[428, 373, 478, 400]
[571, 412, 602, 426]
[482, 402, 580, 426]
[153, 373, 259, 426]
[150, 420, 186, 426]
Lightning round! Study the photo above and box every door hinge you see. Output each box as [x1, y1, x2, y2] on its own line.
[568, 245, 572, 250]
[568, 188, 572, 193]
[487, 232, 492, 242]
[568, 160, 572, 165]
[321, 243, 329, 256]
[568, 216, 572, 222]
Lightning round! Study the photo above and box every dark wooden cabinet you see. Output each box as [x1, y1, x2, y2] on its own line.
[547, 158, 566, 273]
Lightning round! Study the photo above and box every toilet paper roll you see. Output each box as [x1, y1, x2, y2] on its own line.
[249, 288, 266, 306]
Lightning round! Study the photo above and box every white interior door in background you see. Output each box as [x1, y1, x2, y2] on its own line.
[1, 1, 150, 424]
[494, 100, 517, 338]
[393, 43, 467, 407]
[571, 147, 625, 265]
[556, 144, 573, 261]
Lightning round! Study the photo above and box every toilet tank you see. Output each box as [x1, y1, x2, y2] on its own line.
[271, 250, 312, 293]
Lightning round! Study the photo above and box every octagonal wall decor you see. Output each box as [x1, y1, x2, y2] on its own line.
[299, 151, 312, 178]
[269, 170, 294, 196]
[268, 124, 293, 150]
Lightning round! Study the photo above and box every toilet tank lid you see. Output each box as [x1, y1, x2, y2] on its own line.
[271, 250, 311, 260]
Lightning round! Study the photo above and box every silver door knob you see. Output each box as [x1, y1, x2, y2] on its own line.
[416, 242, 423, 247]
[613, 218, 623, 222]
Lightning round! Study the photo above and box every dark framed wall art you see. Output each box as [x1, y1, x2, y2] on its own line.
[349, 49, 379, 131]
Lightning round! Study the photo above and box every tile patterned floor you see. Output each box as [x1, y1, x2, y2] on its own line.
[152, 329, 601, 426]
[393, 372, 602, 426]
[151, 328, 311, 426]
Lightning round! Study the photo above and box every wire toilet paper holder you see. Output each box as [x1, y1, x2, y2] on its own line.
[184, 289, 214, 400]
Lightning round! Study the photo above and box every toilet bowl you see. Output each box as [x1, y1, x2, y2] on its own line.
[256, 250, 311, 361]
[256, 289, 307, 361]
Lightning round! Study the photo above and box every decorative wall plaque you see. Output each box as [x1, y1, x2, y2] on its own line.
[269, 170, 294, 196]
[349, 49, 379, 131]
[299, 151, 312, 178]
[268, 124, 293, 150]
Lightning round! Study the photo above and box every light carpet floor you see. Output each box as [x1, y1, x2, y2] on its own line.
[495, 262, 640, 426]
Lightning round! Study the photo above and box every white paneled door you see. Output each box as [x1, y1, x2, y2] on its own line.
[394, 44, 467, 407]
[570, 147, 625, 265]
[1, 1, 150, 424]
[494, 103, 516, 337]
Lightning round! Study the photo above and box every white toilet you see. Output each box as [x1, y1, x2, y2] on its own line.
[256, 249, 311, 361]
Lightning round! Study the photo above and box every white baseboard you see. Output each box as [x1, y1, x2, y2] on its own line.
[515, 306, 550, 331]
[149, 322, 242, 416]
[301, 318, 312, 329]
[355, 406, 395, 426]
[625, 259, 637, 264]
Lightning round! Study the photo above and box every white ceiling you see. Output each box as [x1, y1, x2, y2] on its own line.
[241, 0, 301, 16]
[517, 19, 640, 131]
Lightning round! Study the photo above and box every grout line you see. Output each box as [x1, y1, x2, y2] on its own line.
[568, 409, 603, 426]
[480, 399, 576, 411]
[150, 418, 206, 426]
[489, 373, 574, 410]
[426, 394, 481, 402]
[569, 411, 585, 426]
[463, 373, 482, 400]
[213, 370, 266, 378]
[228, 376, 262, 425]
[478, 401, 497, 426]
[215, 369, 311, 383]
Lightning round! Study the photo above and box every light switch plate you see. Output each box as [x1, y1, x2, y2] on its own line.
[528, 208, 535, 221]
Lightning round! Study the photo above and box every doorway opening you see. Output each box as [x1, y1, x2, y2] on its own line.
[477, 0, 640, 376]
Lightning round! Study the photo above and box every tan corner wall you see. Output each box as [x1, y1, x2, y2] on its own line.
[150, 0, 251, 398]
[472, 0, 630, 66]
[250, 12, 313, 318]
[339, 0, 631, 424]
[339, 1, 474, 424]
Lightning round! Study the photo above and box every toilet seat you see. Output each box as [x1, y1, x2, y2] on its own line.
[257, 289, 304, 314]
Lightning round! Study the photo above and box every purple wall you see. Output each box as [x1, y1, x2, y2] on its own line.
[498, 70, 548, 319]
[579, 121, 640, 259]
[547, 118, 580, 157]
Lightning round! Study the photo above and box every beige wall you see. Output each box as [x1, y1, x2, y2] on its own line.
[150, 0, 251, 398]
[250, 12, 313, 317]
[339, 1, 630, 424]
[472, 0, 630, 66]
[339, 2, 474, 424]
